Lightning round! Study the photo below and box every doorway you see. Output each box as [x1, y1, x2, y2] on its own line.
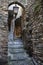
[8, 2, 25, 39]
[8, 2, 25, 38]
[14, 17, 22, 38]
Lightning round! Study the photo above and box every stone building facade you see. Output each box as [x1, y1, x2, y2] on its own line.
[0, 0, 34, 61]
[0, 0, 43, 64]
[29, 0, 43, 64]
[23, 0, 43, 64]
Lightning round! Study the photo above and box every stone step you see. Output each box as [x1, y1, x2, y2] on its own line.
[8, 44, 23, 48]
[9, 55, 27, 61]
[8, 51, 25, 54]
[8, 46, 23, 49]
[8, 53, 29, 62]
[8, 52, 26, 56]
[8, 41, 23, 45]
[8, 59, 34, 65]
[8, 48, 25, 52]
[9, 51, 24, 54]
[8, 47, 23, 49]
[8, 44, 23, 47]
[10, 58, 26, 61]
[8, 52, 28, 58]
[8, 31, 34, 65]
[8, 48, 25, 53]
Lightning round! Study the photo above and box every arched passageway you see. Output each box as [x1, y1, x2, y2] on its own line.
[8, 1, 25, 38]
[8, 1, 34, 65]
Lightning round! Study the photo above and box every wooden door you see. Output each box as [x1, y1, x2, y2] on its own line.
[14, 17, 22, 38]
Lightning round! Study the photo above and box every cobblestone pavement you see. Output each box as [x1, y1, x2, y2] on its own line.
[8, 32, 34, 65]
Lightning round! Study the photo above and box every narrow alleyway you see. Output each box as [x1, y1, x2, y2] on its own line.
[8, 31, 34, 65]
[0, 1, 43, 65]
[8, 2, 35, 65]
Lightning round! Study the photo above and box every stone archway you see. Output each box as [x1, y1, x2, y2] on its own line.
[8, 1, 26, 38]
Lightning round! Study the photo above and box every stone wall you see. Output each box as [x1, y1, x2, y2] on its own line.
[0, 0, 8, 61]
[22, 0, 43, 64]
[0, 0, 29, 61]
[0, 0, 43, 64]
[24, 0, 43, 64]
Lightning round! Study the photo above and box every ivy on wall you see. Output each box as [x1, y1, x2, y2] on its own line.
[33, 0, 41, 16]
[20, 0, 27, 4]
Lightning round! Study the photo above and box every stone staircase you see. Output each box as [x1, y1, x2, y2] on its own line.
[8, 36, 34, 65]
